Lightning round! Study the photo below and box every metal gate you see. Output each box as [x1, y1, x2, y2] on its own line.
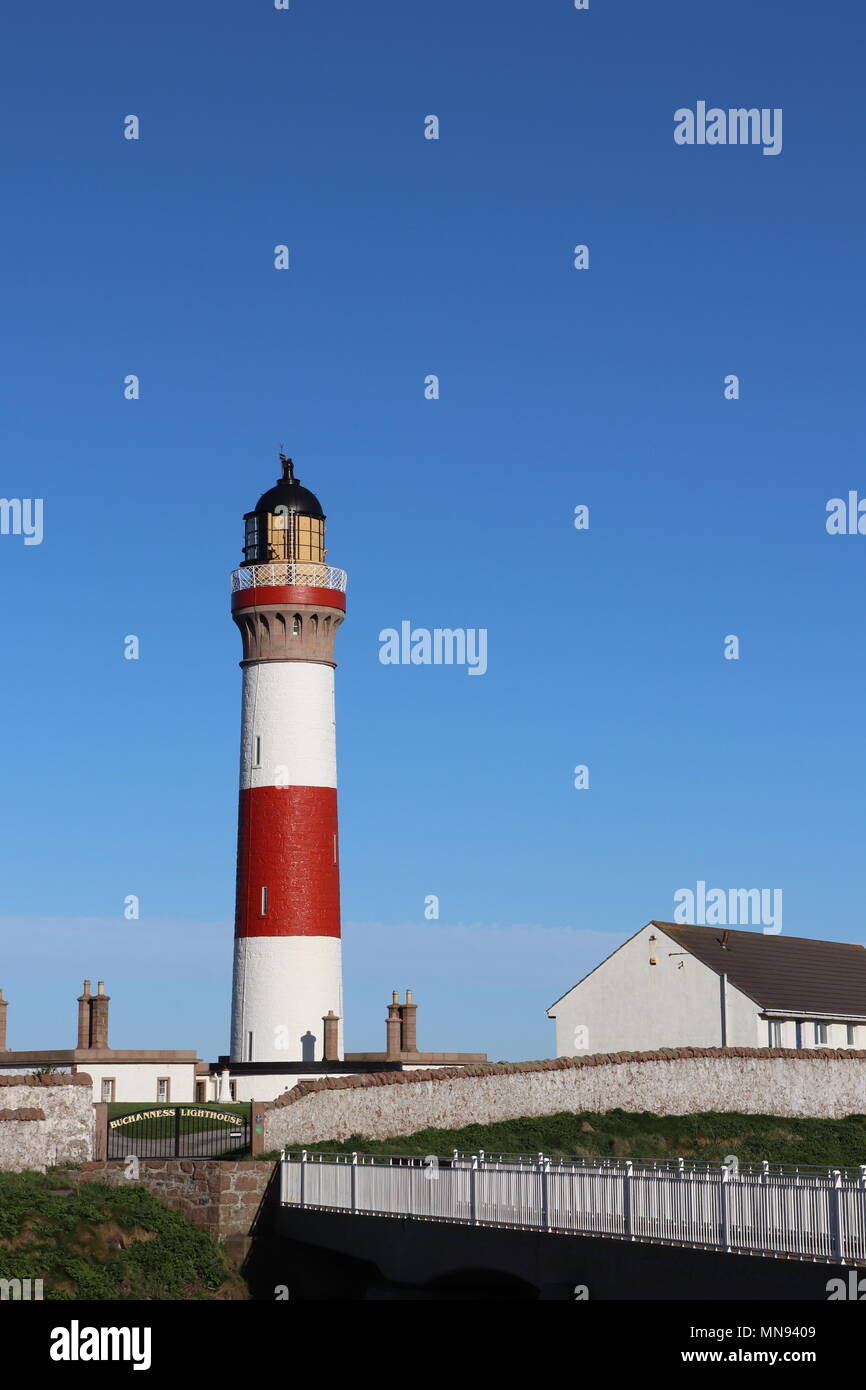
[107, 1105, 250, 1159]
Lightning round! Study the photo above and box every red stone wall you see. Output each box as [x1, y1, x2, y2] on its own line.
[79, 1159, 273, 1249]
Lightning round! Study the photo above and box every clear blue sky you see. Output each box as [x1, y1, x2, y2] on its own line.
[1, 0, 864, 1062]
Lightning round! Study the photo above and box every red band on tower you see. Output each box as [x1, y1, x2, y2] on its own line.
[234, 785, 341, 940]
[231, 585, 346, 613]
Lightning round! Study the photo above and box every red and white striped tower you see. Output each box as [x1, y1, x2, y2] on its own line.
[229, 456, 347, 1064]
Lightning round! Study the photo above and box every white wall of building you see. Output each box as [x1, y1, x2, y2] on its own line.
[226, 1071, 339, 1103]
[549, 925, 866, 1057]
[548, 923, 759, 1056]
[73, 1063, 199, 1104]
[760, 1018, 863, 1050]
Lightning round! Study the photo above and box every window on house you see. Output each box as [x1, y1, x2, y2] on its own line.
[101, 1078, 115, 1103]
[260, 886, 268, 916]
[157, 1078, 170, 1102]
[814, 1022, 828, 1045]
[847, 1024, 856, 1047]
[795, 1021, 803, 1050]
[768, 1020, 783, 1047]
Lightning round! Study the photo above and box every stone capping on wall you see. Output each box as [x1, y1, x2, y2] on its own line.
[265, 1047, 866, 1109]
[0, 1073, 92, 1086]
[0, 1107, 46, 1121]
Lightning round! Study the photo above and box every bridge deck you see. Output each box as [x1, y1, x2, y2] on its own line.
[279, 1151, 866, 1265]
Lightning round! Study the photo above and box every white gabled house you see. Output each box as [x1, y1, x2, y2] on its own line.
[547, 921, 866, 1058]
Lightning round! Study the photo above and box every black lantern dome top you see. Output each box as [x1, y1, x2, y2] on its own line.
[248, 455, 325, 521]
[241, 455, 328, 567]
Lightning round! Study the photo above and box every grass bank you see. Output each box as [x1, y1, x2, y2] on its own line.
[263, 1108, 866, 1167]
[0, 1171, 248, 1300]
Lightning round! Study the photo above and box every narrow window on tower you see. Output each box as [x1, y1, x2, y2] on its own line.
[246, 1033, 253, 1062]
[253, 735, 262, 769]
[260, 886, 268, 916]
[333, 834, 338, 864]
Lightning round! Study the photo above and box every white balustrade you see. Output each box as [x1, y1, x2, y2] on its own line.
[279, 1150, 866, 1263]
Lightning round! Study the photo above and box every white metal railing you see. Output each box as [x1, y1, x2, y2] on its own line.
[279, 1150, 866, 1264]
[231, 562, 348, 593]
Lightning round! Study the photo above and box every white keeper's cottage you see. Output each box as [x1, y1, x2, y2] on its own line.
[547, 921, 866, 1057]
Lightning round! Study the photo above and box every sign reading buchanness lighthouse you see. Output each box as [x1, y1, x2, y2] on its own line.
[229, 456, 347, 1065]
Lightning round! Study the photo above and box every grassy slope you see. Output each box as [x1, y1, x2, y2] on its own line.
[0, 1172, 248, 1300]
[267, 1108, 866, 1167]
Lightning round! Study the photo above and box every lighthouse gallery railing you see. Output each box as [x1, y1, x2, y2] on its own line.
[231, 562, 348, 592]
[280, 1151, 866, 1263]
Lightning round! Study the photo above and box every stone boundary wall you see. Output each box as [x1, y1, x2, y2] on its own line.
[260, 1048, 866, 1147]
[0, 1074, 94, 1172]
[79, 1160, 273, 1252]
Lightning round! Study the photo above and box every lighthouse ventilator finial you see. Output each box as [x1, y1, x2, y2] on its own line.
[279, 452, 295, 482]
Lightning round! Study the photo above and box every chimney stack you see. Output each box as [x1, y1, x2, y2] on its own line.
[0, 990, 8, 1051]
[77, 980, 92, 1049]
[401, 988, 417, 1053]
[322, 1010, 340, 1062]
[89, 981, 110, 1050]
[384, 989, 419, 1057]
[386, 991, 402, 1059]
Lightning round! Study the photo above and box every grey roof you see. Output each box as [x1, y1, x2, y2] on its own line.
[654, 922, 866, 1016]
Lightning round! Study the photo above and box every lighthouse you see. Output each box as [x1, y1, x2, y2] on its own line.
[229, 455, 346, 1064]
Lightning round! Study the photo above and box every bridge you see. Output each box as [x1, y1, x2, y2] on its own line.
[280, 1149, 866, 1262]
[264, 1149, 866, 1298]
